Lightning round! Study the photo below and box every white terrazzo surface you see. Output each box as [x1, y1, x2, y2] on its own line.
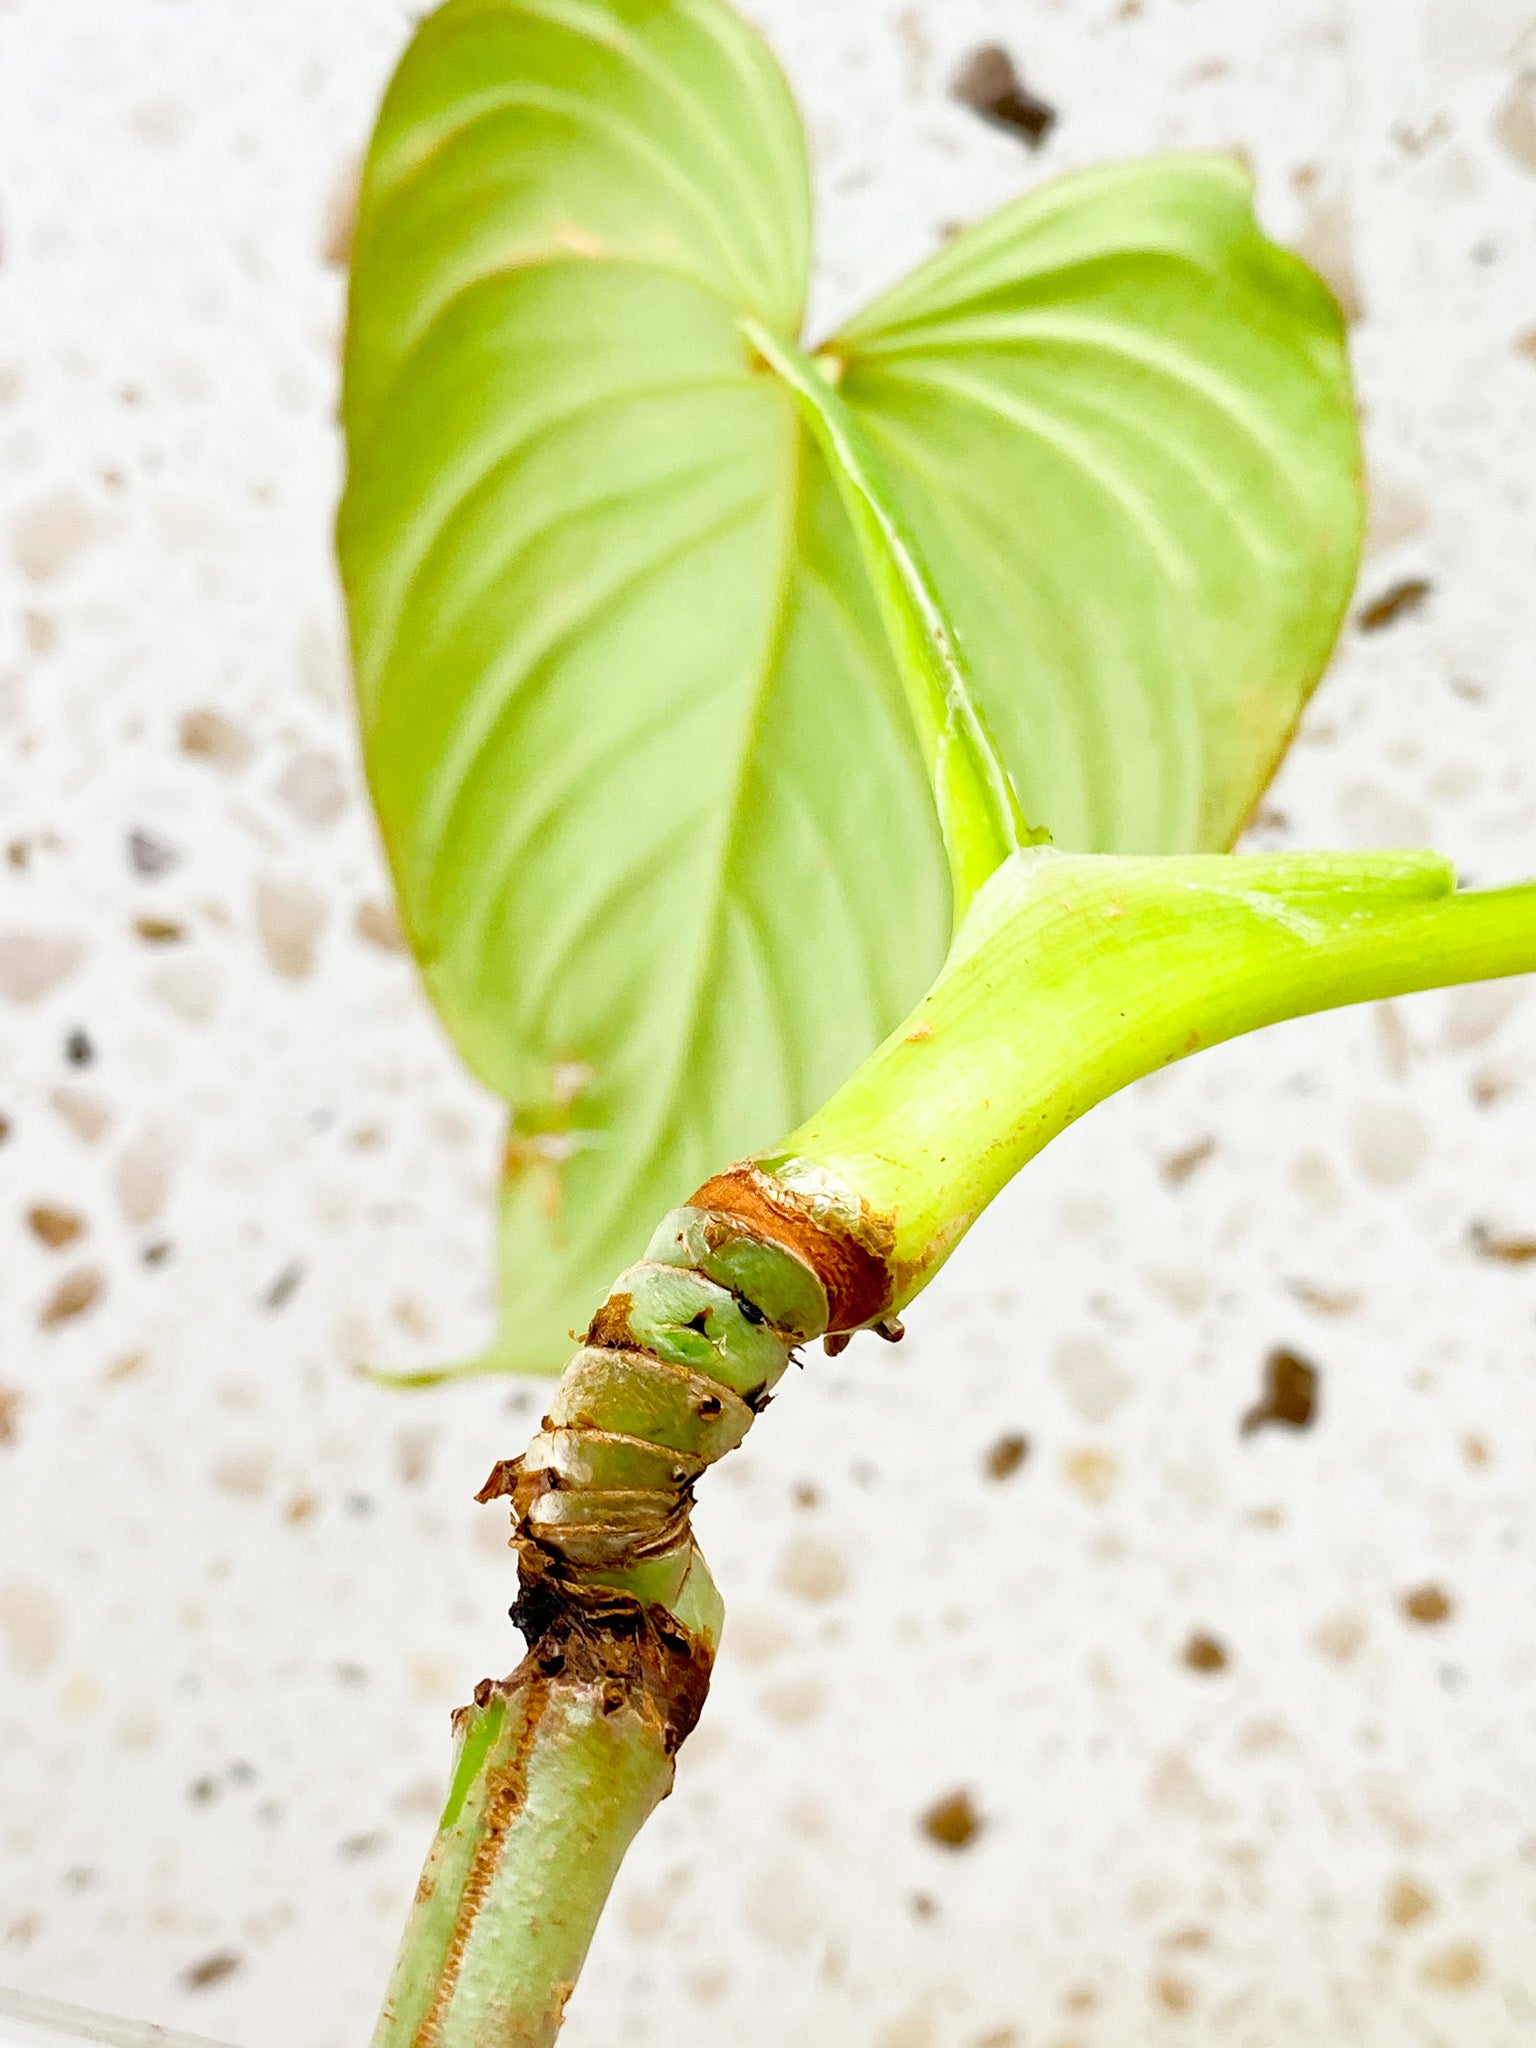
[3, 2, 1536, 2045]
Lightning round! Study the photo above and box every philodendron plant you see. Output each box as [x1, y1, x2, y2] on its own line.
[334, 2, 1536, 2042]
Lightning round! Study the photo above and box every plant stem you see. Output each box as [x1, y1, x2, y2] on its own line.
[372, 1677, 675, 2048]
[372, 1210, 826, 2047]
[375, 844, 1535, 2044]
[766, 846, 1536, 1302]
[741, 314, 1031, 916]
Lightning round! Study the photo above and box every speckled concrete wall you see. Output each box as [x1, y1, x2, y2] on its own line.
[3, 3, 1536, 2045]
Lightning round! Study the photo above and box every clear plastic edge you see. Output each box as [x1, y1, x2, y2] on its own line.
[0, 1988, 234, 2048]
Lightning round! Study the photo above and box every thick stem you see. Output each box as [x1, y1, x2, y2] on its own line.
[768, 846, 1536, 1303]
[374, 1678, 673, 2047]
[372, 1202, 843, 2046]
[376, 845, 1536, 2044]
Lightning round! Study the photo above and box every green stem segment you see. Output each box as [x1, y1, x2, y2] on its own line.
[375, 845, 1536, 2046]
[372, 1209, 830, 2047]
[741, 315, 1031, 917]
[376, 1679, 674, 2048]
[768, 846, 1536, 1302]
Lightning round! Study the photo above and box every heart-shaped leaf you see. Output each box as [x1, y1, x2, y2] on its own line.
[339, 0, 1362, 1373]
[832, 156, 1361, 853]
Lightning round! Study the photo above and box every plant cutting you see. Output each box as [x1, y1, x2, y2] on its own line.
[332, 2, 1536, 2042]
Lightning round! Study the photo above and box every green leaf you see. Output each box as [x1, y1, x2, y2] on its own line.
[832, 153, 1363, 853]
[339, 0, 1363, 1373]
[339, 0, 948, 1372]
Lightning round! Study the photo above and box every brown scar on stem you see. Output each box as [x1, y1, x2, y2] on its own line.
[417, 1584, 712, 2039]
[508, 1562, 713, 1755]
[691, 1163, 894, 1332]
[475, 1457, 522, 1505]
[585, 1292, 637, 1348]
[436, 1154, 886, 2024]
[415, 1672, 549, 2048]
[479, 1460, 717, 1755]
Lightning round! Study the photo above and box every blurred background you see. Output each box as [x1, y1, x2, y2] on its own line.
[2, 2, 1536, 2044]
